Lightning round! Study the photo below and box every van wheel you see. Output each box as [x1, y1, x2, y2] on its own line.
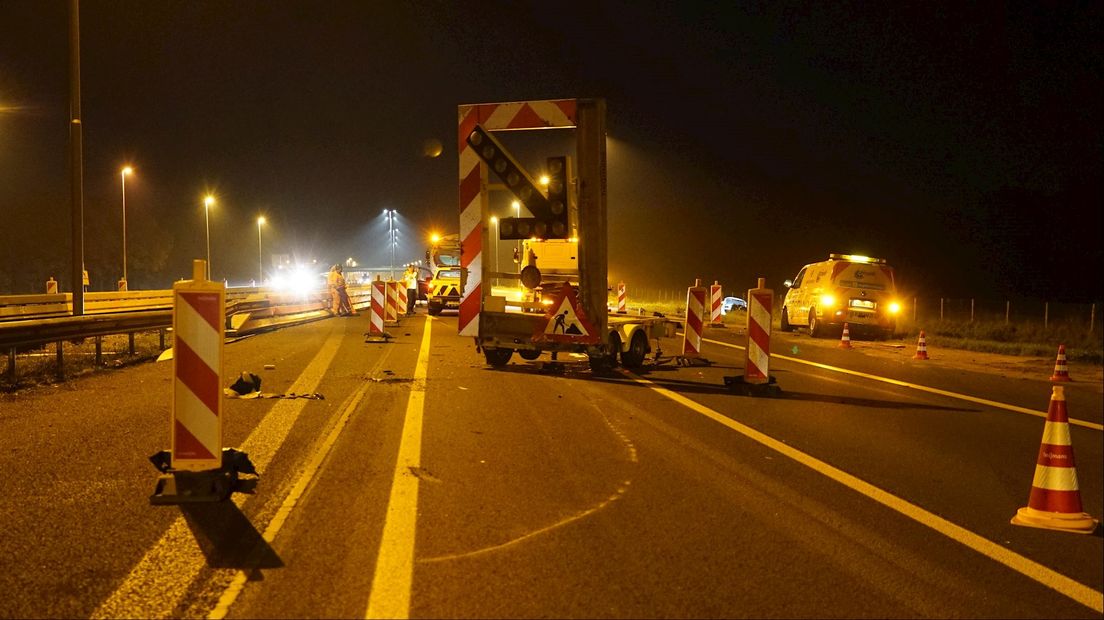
[621, 331, 649, 369]
[808, 308, 824, 338]
[483, 348, 513, 367]
[780, 307, 793, 332]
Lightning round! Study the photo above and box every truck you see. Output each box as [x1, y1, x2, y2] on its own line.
[780, 253, 902, 339]
[425, 233, 462, 316]
[456, 98, 674, 371]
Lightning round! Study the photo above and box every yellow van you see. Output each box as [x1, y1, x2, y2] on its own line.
[781, 254, 902, 339]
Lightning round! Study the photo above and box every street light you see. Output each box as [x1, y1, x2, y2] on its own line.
[256, 216, 266, 285]
[512, 200, 521, 273]
[120, 166, 133, 288]
[384, 208, 397, 279]
[490, 216, 498, 287]
[203, 195, 215, 280]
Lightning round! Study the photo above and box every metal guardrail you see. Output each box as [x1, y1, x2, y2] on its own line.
[2, 285, 374, 384]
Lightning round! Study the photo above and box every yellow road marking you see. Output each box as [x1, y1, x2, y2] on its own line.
[627, 371, 1104, 614]
[208, 379, 373, 619]
[365, 315, 433, 619]
[702, 336, 1104, 431]
[94, 325, 346, 620]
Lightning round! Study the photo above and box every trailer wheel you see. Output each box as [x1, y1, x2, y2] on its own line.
[518, 349, 541, 361]
[620, 331, 648, 369]
[483, 347, 513, 367]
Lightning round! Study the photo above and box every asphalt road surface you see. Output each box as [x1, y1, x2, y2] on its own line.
[0, 309, 1100, 618]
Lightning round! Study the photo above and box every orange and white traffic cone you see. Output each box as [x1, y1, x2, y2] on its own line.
[913, 330, 929, 360]
[1011, 386, 1098, 534]
[1049, 344, 1072, 382]
[838, 323, 853, 349]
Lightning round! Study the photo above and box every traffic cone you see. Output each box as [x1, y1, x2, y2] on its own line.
[913, 330, 929, 360]
[1049, 344, 1072, 382]
[1011, 386, 1098, 534]
[838, 323, 853, 349]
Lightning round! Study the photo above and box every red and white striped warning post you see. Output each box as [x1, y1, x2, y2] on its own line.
[367, 277, 388, 340]
[709, 280, 724, 327]
[150, 259, 255, 504]
[682, 279, 707, 359]
[1011, 386, 1098, 534]
[396, 281, 408, 316]
[457, 99, 578, 338]
[745, 278, 773, 384]
[170, 259, 224, 472]
[46, 277, 58, 294]
[385, 280, 400, 325]
[617, 281, 627, 313]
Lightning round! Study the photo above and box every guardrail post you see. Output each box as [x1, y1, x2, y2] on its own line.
[159, 328, 166, 350]
[1044, 302, 1049, 330]
[128, 333, 135, 356]
[940, 298, 944, 321]
[1006, 300, 1010, 324]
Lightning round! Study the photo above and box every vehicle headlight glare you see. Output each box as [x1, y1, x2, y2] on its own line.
[820, 294, 835, 308]
[888, 302, 901, 314]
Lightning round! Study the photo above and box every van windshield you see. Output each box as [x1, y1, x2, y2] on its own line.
[832, 262, 895, 292]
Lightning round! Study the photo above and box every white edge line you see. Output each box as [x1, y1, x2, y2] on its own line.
[701, 336, 1103, 432]
[626, 370, 1104, 614]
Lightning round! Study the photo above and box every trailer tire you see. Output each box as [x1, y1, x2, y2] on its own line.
[428, 303, 442, 316]
[620, 331, 648, 369]
[483, 347, 513, 367]
[518, 349, 541, 361]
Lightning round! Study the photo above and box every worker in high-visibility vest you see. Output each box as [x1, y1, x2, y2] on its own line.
[328, 264, 356, 317]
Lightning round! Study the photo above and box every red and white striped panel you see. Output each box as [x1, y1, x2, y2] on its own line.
[172, 290, 223, 471]
[710, 282, 723, 324]
[617, 282, 626, 313]
[396, 282, 408, 316]
[370, 280, 386, 336]
[385, 280, 399, 324]
[1026, 387, 1085, 513]
[745, 291, 773, 382]
[682, 283, 706, 357]
[457, 100, 578, 337]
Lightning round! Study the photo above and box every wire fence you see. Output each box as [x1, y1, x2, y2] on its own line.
[905, 298, 1097, 332]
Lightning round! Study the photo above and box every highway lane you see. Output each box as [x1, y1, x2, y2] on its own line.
[0, 311, 1100, 617]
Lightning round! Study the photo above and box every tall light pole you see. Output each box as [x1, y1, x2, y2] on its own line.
[120, 166, 133, 287]
[256, 216, 266, 285]
[203, 195, 215, 280]
[512, 200, 521, 273]
[490, 216, 498, 287]
[385, 208, 396, 280]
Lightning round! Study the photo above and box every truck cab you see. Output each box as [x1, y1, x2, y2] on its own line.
[426, 233, 462, 315]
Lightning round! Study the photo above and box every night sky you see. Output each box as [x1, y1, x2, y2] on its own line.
[1, 1, 1100, 301]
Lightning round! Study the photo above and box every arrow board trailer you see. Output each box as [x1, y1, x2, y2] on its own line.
[457, 98, 674, 371]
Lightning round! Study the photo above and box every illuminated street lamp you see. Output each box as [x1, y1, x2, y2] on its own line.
[490, 216, 498, 286]
[203, 195, 215, 280]
[256, 216, 266, 285]
[512, 200, 522, 273]
[119, 166, 133, 287]
[384, 208, 397, 279]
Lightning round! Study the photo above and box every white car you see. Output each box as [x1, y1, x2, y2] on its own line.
[721, 296, 747, 314]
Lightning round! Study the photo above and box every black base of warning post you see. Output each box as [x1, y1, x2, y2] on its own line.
[148, 448, 257, 505]
[723, 374, 781, 397]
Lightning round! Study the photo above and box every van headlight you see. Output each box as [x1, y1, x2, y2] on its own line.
[888, 301, 901, 314]
[820, 294, 836, 308]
